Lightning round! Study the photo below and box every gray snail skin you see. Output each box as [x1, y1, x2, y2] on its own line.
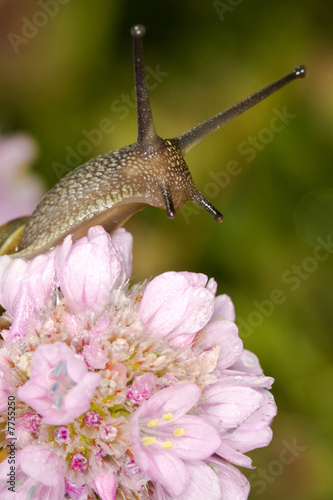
[0, 25, 306, 260]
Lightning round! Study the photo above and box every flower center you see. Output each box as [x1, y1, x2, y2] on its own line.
[140, 413, 185, 450]
[50, 361, 77, 409]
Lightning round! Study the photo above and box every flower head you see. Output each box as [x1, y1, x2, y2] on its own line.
[130, 382, 221, 497]
[0, 226, 276, 499]
[17, 342, 101, 425]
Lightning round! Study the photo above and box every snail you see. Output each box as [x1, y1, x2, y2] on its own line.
[0, 25, 306, 260]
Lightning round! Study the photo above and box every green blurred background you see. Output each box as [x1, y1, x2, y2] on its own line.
[0, 1, 332, 498]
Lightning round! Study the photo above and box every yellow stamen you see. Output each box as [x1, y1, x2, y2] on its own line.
[142, 437, 156, 446]
[162, 413, 173, 421]
[161, 441, 173, 449]
[147, 419, 159, 428]
[173, 428, 185, 437]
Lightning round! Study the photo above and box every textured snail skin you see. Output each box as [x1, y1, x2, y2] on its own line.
[0, 24, 306, 260]
[19, 141, 194, 259]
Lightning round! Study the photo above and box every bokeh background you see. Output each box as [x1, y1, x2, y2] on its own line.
[0, 1, 332, 498]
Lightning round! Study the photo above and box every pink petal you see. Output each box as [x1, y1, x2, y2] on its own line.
[0, 252, 56, 339]
[223, 426, 273, 455]
[55, 226, 121, 314]
[111, 228, 133, 286]
[127, 372, 157, 403]
[179, 272, 210, 288]
[163, 415, 221, 460]
[82, 345, 108, 369]
[216, 440, 254, 468]
[220, 371, 274, 389]
[208, 457, 250, 500]
[177, 461, 222, 500]
[155, 461, 223, 500]
[130, 383, 221, 496]
[89, 313, 110, 337]
[201, 383, 265, 429]
[233, 389, 277, 433]
[9, 283, 34, 340]
[134, 383, 202, 421]
[206, 277, 218, 295]
[65, 480, 87, 499]
[25, 251, 56, 303]
[231, 349, 264, 375]
[19, 445, 64, 486]
[0, 444, 65, 499]
[139, 272, 215, 340]
[198, 320, 243, 370]
[0, 256, 27, 312]
[210, 294, 235, 322]
[139, 449, 190, 497]
[93, 472, 117, 500]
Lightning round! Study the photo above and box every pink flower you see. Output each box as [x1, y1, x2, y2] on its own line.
[71, 452, 88, 472]
[0, 444, 65, 499]
[55, 226, 126, 315]
[130, 383, 221, 497]
[0, 134, 44, 224]
[0, 227, 132, 340]
[0, 225, 276, 499]
[54, 425, 72, 445]
[84, 410, 103, 427]
[138, 271, 216, 344]
[17, 342, 101, 425]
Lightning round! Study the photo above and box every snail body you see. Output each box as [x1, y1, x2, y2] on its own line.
[0, 25, 306, 260]
[17, 140, 196, 259]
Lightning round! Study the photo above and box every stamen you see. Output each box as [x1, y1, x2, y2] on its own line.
[50, 382, 59, 393]
[161, 441, 174, 449]
[162, 413, 174, 421]
[142, 436, 156, 446]
[173, 428, 185, 437]
[53, 361, 65, 378]
[55, 393, 63, 410]
[27, 486, 37, 500]
[147, 419, 159, 427]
